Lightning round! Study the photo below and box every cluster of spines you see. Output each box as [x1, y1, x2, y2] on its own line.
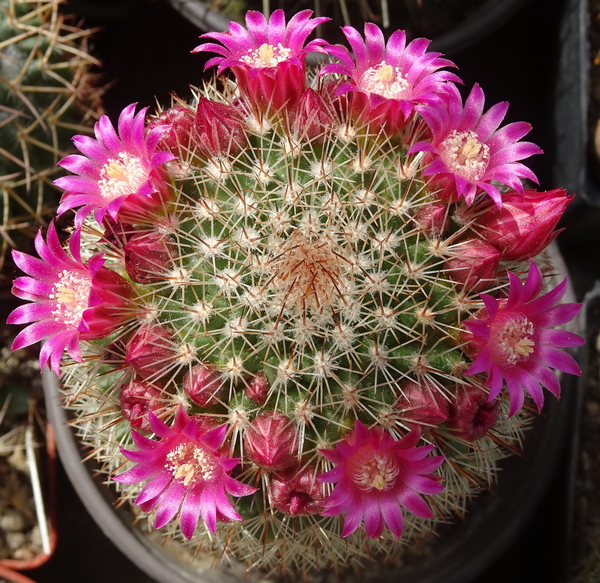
[55, 85, 536, 577]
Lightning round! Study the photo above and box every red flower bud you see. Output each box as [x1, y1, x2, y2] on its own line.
[288, 88, 333, 141]
[244, 412, 298, 471]
[445, 238, 501, 292]
[413, 203, 450, 236]
[120, 378, 163, 433]
[194, 98, 246, 157]
[148, 106, 195, 154]
[446, 385, 500, 442]
[244, 372, 270, 404]
[395, 380, 449, 427]
[270, 465, 327, 515]
[478, 189, 573, 261]
[125, 324, 177, 380]
[183, 363, 223, 408]
[124, 230, 174, 284]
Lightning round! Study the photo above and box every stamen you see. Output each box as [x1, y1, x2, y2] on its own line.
[50, 270, 92, 326]
[360, 61, 410, 100]
[166, 443, 216, 486]
[353, 450, 398, 491]
[492, 312, 536, 366]
[439, 130, 490, 182]
[98, 152, 148, 201]
[239, 43, 292, 68]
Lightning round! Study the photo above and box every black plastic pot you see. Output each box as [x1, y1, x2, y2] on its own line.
[41, 243, 581, 583]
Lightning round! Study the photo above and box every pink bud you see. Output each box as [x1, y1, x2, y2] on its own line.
[183, 363, 223, 408]
[148, 106, 195, 154]
[288, 88, 333, 141]
[478, 189, 573, 261]
[244, 412, 298, 471]
[120, 378, 163, 433]
[270, 465, 327, 515]
[123, 230, 174, 284]
[243, 372, 270, 404]
[413, 203, 450, 236]
[194, 98, 246, 157]
[125, 324, 177, 380]
[446, 385, 500, 442]
[233, 60, 306, 117]
[445, 238, 501, 292]
[395, 380, 449, 427]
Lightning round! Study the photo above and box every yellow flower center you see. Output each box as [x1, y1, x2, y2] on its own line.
[166, 442, 217, 487]
[440, 130, 490, 182]
[50, 270, 92, 326]
[98, 152, 148, 201]
[353, 449, 398, 491]
[239, 43, 292, 68]
[493, 312, 536, 366]
[360, 61, 410, 99]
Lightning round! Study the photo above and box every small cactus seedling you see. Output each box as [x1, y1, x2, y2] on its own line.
[7, 10, 584, 580]
[0, 0, 102, 275]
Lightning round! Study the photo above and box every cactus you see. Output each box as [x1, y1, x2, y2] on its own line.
[7, 9, 584, 580]
[0, 0, 102, 275]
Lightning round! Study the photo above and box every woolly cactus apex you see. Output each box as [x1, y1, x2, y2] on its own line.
[0, 0, 103, 274]
[10, 13, 584, 582]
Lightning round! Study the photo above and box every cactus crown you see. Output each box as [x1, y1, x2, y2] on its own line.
[8, 9, 583, 580]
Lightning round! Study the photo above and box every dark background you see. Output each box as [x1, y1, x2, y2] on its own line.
[19, 0, 600, 580]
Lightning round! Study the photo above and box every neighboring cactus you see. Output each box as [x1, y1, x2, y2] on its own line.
[7, 9, 584, 580]
[0, 0, 102, 275]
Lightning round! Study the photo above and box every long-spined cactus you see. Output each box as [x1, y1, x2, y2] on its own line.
[0, 0, 101, 275]
[7, 10, 584, 580]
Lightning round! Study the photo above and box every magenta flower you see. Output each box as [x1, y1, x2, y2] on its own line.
[318, 421, 444, 539]
[193, 10, 330, 114]
[7, 223, 133, 374]
[114, 407, 257, 538]
[463, 262, 584, 417]
[54, 103, 175, 226]
[411, 84, 542, 206]
[320, 23, 459, 133]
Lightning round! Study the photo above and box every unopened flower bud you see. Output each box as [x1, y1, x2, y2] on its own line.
[124, 230, 174, 284]
[396, 380, 449, 427]
[478, 188, 573, 261]
[244, 372, 270, 404]
[445, 238, 501, 292]
[244, 412, 298, 471]
[120, 378, 163, 433]
[183, 363, 223, 408]
[413, 203, 450, 236]
[194, 98, 246, 157]
[270, 465, 327, 515]
[446, 385, 500, 442]
[148, 106, 195, 154]
[288, 88, 333, 141]
[125, 324, 177, 380]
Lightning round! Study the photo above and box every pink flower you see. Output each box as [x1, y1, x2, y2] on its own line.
[193, 10, 329, 114]
[411, 84, 542, 206]
[7, 222, 132, 374]
[114, 407, 256, 538]
[55, 103, 175, 226]
[318, 421, 444, 539]
[320, 23, 458, 134]
[476, 188, 573, 261]
[463, 261, 584, 417]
